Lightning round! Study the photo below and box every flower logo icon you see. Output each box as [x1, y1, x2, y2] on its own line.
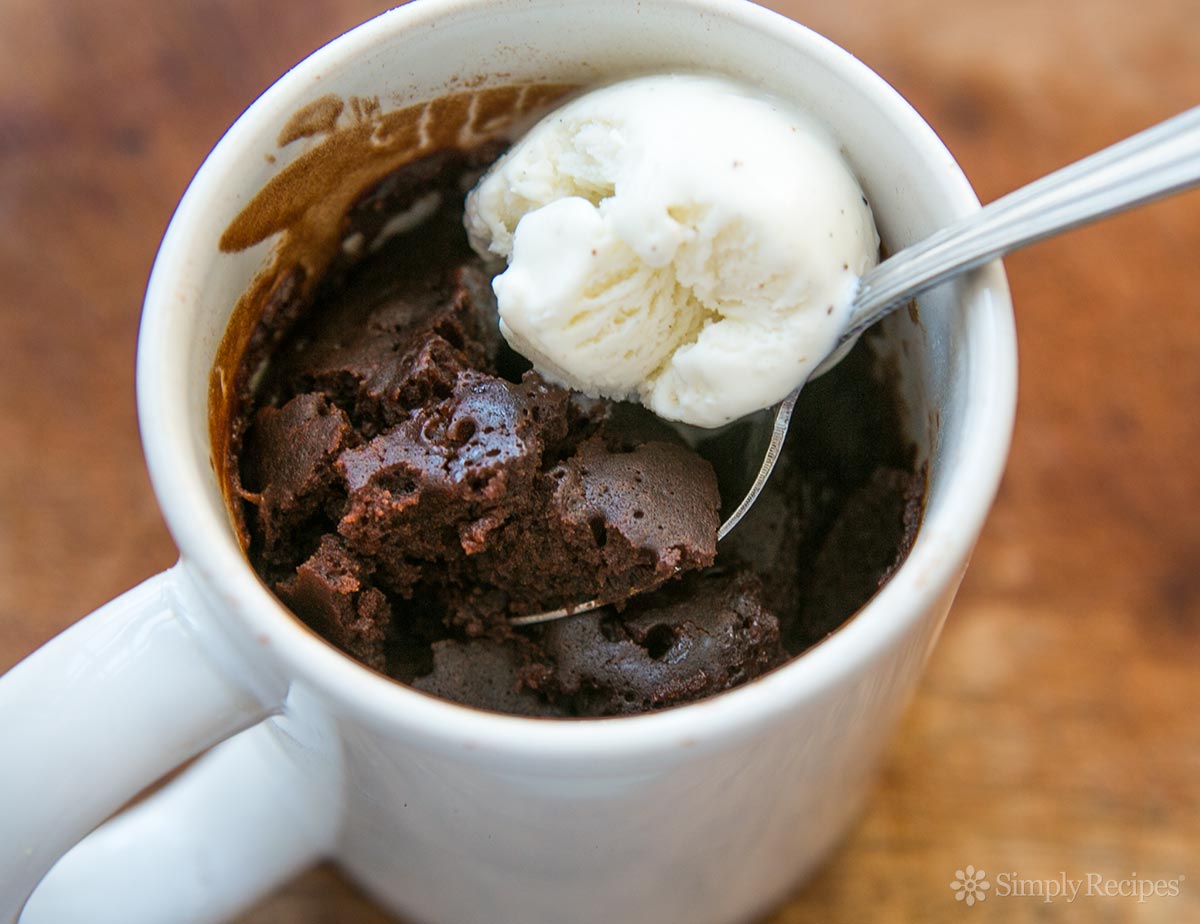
[951, 866, 991, 906]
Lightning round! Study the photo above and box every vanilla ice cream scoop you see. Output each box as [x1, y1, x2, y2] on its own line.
[465, 73, 880, 428]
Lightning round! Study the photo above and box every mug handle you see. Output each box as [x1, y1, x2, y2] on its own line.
[0, 567, 334, 923]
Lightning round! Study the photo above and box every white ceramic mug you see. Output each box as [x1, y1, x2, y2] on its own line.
[0, 1, 1016, 922]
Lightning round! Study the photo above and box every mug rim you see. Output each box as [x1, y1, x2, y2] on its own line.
[137, 0, 1016, 758]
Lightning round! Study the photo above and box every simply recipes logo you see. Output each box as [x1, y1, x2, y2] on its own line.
[949, 866, 1185, 908]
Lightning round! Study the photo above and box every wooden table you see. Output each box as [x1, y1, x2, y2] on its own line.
[2, 1, 1197, 920]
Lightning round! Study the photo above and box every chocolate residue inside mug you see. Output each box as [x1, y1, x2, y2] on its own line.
[276, 94, 345, 147]
[209, 84, 577, 529]
[211, 82, 926, 717]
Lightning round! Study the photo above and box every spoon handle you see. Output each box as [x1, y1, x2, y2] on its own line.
[847, 105, 1200, 336]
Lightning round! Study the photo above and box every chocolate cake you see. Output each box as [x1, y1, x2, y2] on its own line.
[224, 144, 924, 717]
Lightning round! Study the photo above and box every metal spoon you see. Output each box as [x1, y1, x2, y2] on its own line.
[511, 104, 1200, 627]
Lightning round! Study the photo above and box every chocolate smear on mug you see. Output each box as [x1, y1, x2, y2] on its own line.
[210, 84, 577, 534]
